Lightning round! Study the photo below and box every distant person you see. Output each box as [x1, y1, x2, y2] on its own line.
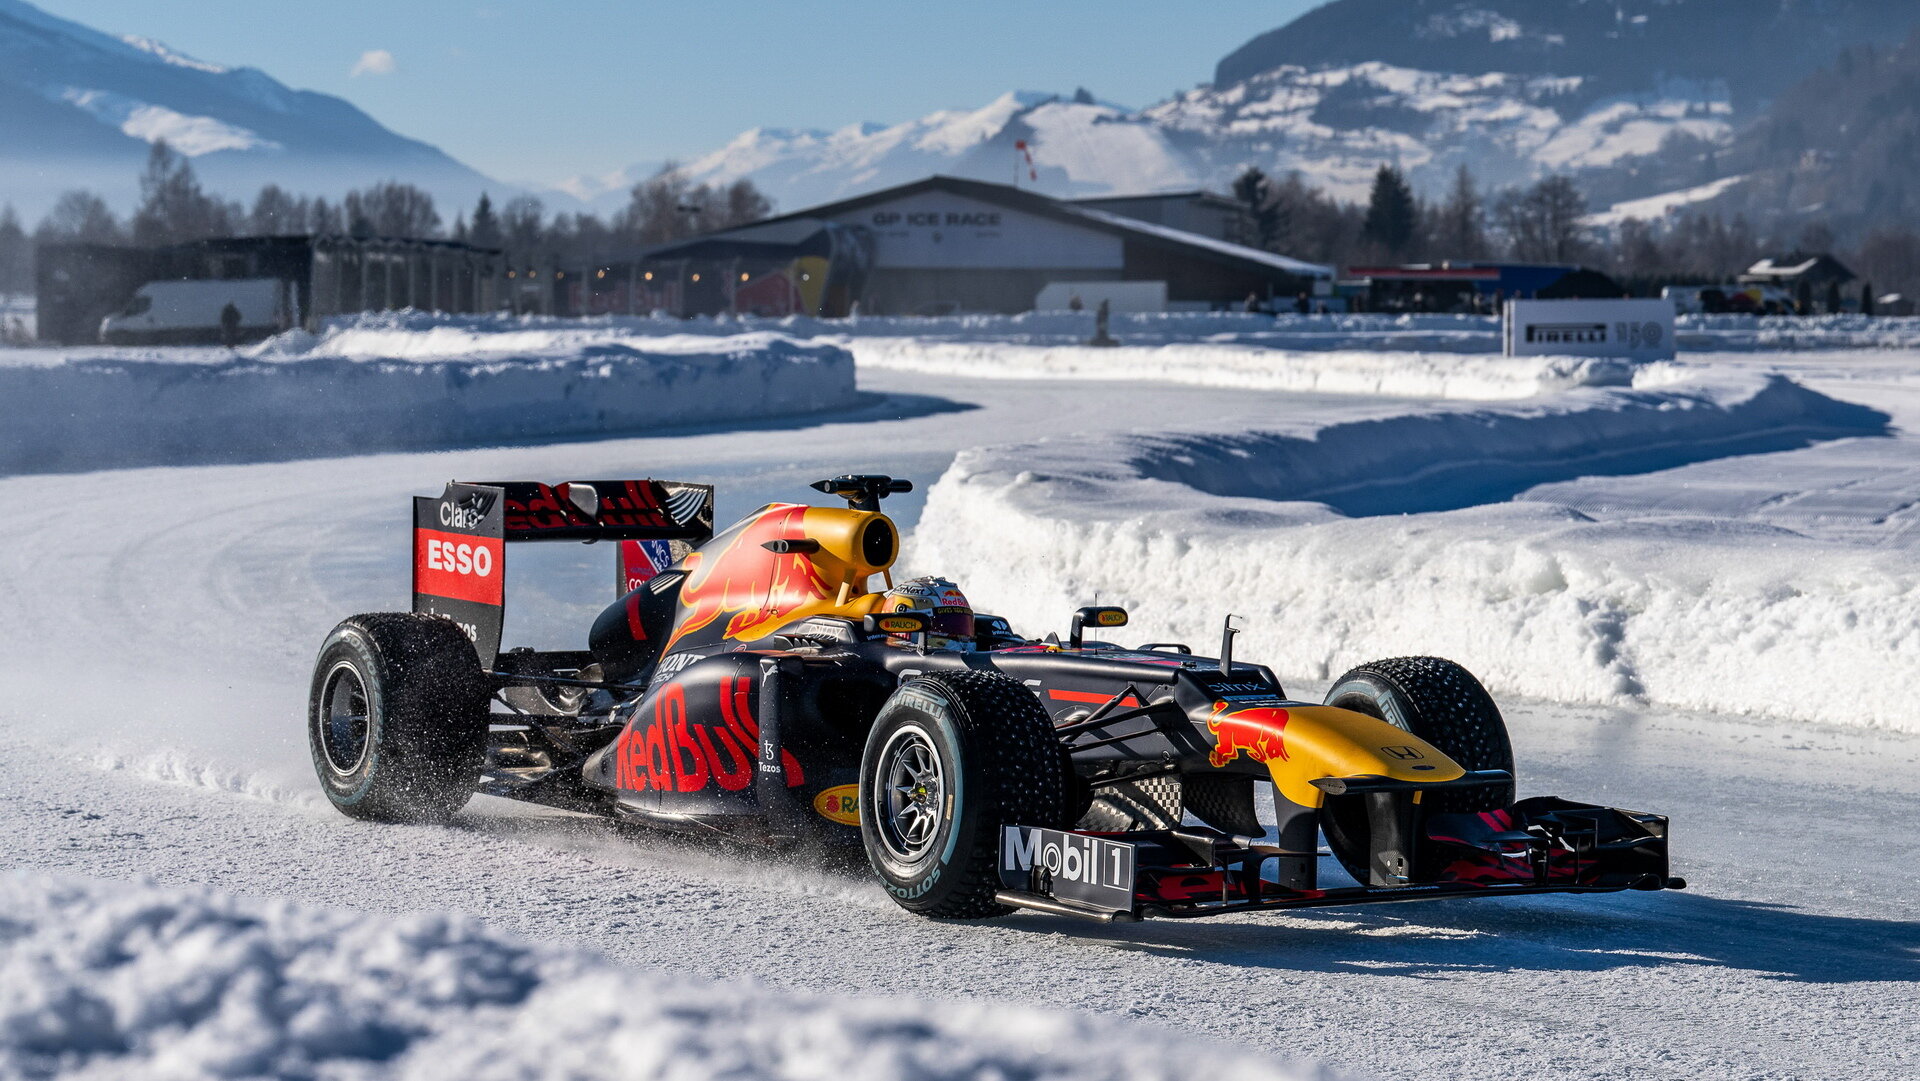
[1295, 291, 1310, 315]
[1245, 291, 1262, 314]
[1068, 293, 1084, 312]
[219, 301, 242, 349]
[1087, 299, 1119, 347]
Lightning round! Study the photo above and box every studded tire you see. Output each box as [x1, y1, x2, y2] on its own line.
[1322, 657, 1514, 882]
[1324, 656, 1514, 810]
[308, 613, 491, 823]
[859, 670, 1071, 919]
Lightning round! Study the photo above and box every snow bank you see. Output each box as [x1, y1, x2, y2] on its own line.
[0, 317, 855, 474]
[318, 308, 1920, 354]
[850, 339, 1635, 400]
[910, 370, 1919, 730]
[0, 292, 32, 341]
[0, 874, 1328, 1081]
[1674, 314, 1920, 352]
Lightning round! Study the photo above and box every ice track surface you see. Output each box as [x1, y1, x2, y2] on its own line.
[3, 367, 1917, 1080]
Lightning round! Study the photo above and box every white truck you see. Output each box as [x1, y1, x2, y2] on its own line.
[100, 278, 292, 345]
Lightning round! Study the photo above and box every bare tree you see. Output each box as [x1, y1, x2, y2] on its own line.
[1494, 175, 1591, 263]
[343, 181, 442, 239]
[722, 178, 772, 227]
[305, 197, 344, 235]
[34, 190, 125, 245]
[1431, 165, 1489, 261]
[614, 164, 699, 246]
[501, 195, 547, 253]
[248, 184, 308, 235]
[614, 164, 774, 246]
[130, 141, 236, 245]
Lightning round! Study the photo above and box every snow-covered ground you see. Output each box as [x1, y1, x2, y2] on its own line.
[0, 292, 33, 341]
[0, 316, 855, 472]
[913, 362, 1919, 729]
[233, 308, 1920, 352]
[3, 316, 1918, 1079]
[848, 339, 1639, 399]
[3, 874, 1318, 1081]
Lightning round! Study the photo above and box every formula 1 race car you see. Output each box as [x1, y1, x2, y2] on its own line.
[308, 474, 1680, 922]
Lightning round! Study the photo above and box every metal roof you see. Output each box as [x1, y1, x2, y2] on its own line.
[717, 175, 1333, 280]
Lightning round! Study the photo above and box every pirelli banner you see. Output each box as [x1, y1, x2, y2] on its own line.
[413, 479, 715, 665]
[1503, 298, 1676, 361]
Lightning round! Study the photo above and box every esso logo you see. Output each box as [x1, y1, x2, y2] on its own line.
[439, 501, 484, 530]
[425, 538, 493, 578]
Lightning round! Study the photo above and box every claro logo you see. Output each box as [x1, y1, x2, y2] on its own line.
[440, 500, 485, 530]
[423, 537, 493, 577]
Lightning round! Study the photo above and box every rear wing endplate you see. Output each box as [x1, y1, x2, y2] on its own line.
[412, 479, 714, 663]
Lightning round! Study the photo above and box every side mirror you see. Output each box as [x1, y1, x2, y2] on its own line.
[1069, 606, 1128, 650]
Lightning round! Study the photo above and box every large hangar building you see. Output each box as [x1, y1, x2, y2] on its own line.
[636, 176, 1331, 317]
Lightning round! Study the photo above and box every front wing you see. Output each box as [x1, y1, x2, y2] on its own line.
[997, 797, 1683, 923]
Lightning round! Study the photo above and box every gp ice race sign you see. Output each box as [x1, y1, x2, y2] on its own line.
[1503, 298, 1677, 360]
[1001, 825, 1136, 912]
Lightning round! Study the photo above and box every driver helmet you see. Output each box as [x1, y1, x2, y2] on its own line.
[881, 575, 975, 650]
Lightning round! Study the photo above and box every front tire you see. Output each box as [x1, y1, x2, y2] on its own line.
[859, 671, 1070, 919]
[308, 613, 490, 823]
[1322, 656, 1514, 882]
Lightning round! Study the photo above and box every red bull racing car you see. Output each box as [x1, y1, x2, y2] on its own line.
[308, 474, 1680, 922]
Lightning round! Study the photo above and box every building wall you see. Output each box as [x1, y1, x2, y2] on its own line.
[823, 191, 1122, 272]
[859, 266, 1124, 316]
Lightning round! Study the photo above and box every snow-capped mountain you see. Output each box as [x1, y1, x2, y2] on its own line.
[636, 0, 1913, 212]
[561, 90, 1201, 213]
[0, 0, 499, 219]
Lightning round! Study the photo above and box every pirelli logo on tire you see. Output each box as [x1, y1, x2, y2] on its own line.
[1000, 825, 1136, 913]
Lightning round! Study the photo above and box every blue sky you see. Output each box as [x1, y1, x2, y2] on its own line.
[34, 1, 1320, 187]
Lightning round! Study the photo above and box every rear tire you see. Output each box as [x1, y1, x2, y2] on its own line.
[308, 613, 490, 823]
[1322, 656, 1514, 881]
[859, 670, 1070, 919]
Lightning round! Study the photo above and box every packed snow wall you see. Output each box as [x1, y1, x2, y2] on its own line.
[0, 874, 1331, 1081]
[848, 340, 1640, 399]
[0, 324, 856, 473]
[910, 370, 1917, 730]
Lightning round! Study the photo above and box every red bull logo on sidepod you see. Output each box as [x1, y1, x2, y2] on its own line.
[1206, 701, 1291, 768]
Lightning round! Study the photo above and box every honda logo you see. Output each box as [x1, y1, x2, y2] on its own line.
[1382, 745, 1425, 761]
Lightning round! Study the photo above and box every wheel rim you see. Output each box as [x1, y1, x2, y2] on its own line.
[319, 660, 372, 775]
[873, 724, 945, 861]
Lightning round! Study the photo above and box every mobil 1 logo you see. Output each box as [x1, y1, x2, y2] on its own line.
[1000, 825, 1136, 913]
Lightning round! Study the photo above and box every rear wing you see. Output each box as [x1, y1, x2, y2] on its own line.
[412, 479, 714, 664]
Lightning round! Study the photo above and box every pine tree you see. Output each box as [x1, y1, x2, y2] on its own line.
[0, 205, 30, 295]
[469, 192, 502, 248]
[1361, 164, 1418, 258]
[1231, 166, 1281, 251]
